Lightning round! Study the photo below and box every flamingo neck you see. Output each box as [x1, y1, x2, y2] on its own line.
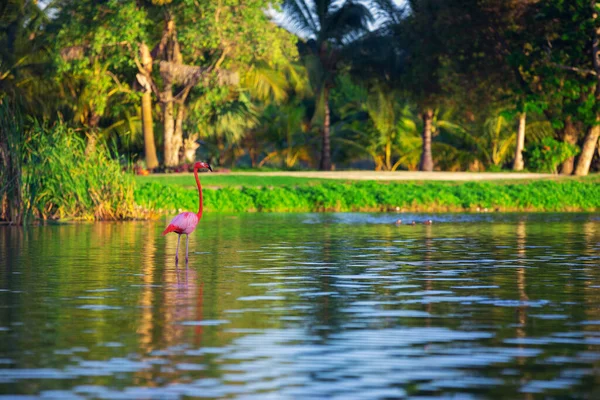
[194, 167, 203, 219]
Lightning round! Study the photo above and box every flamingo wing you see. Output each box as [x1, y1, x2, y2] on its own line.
[162, 212, 199, 235]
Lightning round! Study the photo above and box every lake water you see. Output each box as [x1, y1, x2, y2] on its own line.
[1, 213, 599, 399]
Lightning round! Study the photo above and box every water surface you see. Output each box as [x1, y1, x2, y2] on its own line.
[1, 213, 599, 399]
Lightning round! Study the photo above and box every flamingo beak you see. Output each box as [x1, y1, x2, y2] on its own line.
[207, 164, 213, 172]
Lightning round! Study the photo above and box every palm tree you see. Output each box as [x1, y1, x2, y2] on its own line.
[279, 0, 373, 170]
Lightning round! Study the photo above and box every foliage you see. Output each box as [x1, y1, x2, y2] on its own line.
[525, 137, 581, 174]
[135, 178, 600, 213]
[279, 0, 374, 170]
[134, 174, 337, 188]
[52, 0, 146, 127]
[3, 0, 600, 223]
[335, 84, 420, 170]
[22, 120, 137, 221]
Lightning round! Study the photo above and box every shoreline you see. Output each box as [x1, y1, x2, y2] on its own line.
[134, 178, 600, 215]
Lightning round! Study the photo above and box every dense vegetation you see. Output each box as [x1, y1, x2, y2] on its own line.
[0, 104, 137, 223]
[2, 0, 600, 222]
[135, 178, 600, 213]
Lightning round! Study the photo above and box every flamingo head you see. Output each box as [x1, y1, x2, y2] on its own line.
[194, 161, 212, 172]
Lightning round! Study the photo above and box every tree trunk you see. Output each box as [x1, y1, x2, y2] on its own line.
[574, 122, 600, 176]
[419, 108, 434, 171]
[141, 92, 158, 168]
[140, 43, 158, 169]
[174, 104, 185, 164]
[161, 73, 179, 167]
[286, 130, 293, 168]
[320, 87, 332, 171]
[217, 134, 225, 166]
[0, 106, 23, 225]
[385, 139, 392, 171]
[560, 116, 578, 175]
[512, 112, 526, 171]
[248, 131, 257, 167]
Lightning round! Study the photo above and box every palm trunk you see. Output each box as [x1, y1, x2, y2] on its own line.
[320, 87, 332, 171]
[512, 112, 526, 171]
[560, 116, 578, 175]
[140, 43, 158, 169]
[574, 123, 600, 176]
[248, 131, 258, 167]
[217, 135, 225, 166]
[286, 129, 293, 168]
[419, 108, 434, 171]
[174, 104, 185, 164]
[385, 140, 392, 171]
[141, 92, 158, 168]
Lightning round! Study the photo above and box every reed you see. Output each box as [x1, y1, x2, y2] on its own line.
[23, 121, 137, 221]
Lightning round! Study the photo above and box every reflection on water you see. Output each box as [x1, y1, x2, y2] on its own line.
[1, 213, 599, 399]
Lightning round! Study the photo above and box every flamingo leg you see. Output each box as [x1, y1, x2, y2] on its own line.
[175, 234, 181, 267]
[185, 234, 190, 267]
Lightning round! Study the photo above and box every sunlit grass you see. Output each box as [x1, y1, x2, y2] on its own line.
[134, 177, 600, 213]
[134, 174, 342, 188]
[134, 171, 599, 189]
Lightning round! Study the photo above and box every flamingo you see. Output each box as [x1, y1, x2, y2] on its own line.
[162, 161, 212, 266]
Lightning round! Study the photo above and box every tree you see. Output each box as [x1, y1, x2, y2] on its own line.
[52, 0, 147, 153]
[280, 0, 373, 170]
[337, 85, 418, 171]
[137, 43, 159, 169]
[135, 0, 299, 167]
[512, 0, 600, 175]
[0, 0, 56, 117]
[369, 0, 447, 171]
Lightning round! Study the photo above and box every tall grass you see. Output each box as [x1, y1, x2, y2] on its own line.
[135, 179, 600, 213]
[1, 101, 138, 223]
[23, 121, 137, 221]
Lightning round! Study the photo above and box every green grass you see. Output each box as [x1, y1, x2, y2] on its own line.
[134, 174, 342, 188]
[23, 121, 138, 221]
[134, 177, 600, 214]
[135, 172, 600, 189]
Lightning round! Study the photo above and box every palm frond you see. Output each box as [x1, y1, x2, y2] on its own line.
[323, 1, 374, 45]
[243, 62, 289, 103]
[281, 0, 320, 38]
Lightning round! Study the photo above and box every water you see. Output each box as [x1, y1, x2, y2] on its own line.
[1, 213, 599, 399]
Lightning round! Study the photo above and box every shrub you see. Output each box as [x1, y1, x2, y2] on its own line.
[134, 179, 600, 214]
[22, 120, 137, 221]
[525, 137, 580, 173]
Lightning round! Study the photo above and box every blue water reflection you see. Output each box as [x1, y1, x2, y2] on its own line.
[0, 213, 599, 398]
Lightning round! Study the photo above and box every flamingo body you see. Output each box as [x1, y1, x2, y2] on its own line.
[163, 212, 199, 235]
[162, 161, 212, 266]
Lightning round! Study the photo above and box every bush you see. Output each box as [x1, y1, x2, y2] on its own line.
[525, 137, 580, 173]
[22, 121, 137, 221]
[134, 179, 600, 214]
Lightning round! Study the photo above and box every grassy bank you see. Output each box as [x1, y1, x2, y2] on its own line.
[134, 176, 600, 213]
[134, 174, 341, 188]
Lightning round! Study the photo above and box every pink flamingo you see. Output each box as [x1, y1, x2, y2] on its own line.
[162, 161, 212, 266]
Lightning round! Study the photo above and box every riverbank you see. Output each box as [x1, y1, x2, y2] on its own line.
[134, 174, 600, 213]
